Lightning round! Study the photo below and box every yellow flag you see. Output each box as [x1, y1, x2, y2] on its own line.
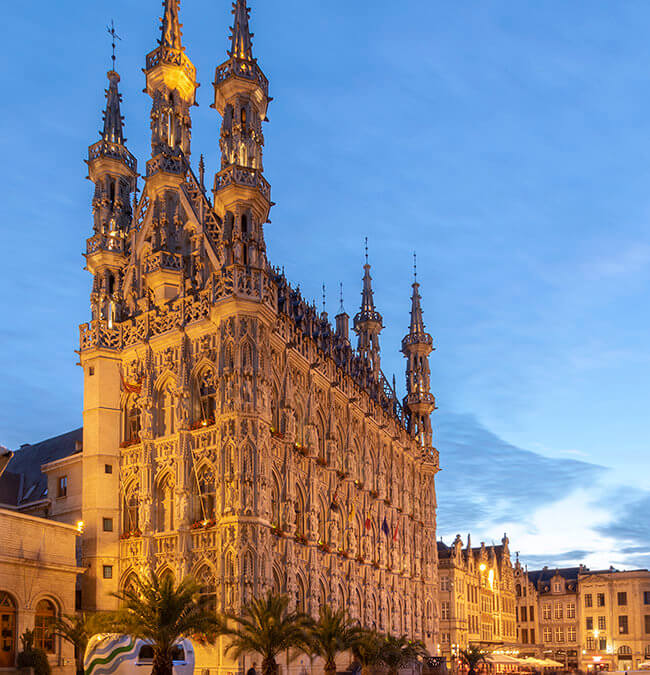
[348, 502, 355, 523]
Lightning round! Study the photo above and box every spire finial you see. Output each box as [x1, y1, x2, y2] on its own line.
[230, 0, 254, 61]
[100, 69, 125, 145]
[160, 0, 183, 51]
[365, 237, 369, 265]
[413, 251, 417, 283]
[322, 284, 326, 315]
[199, 154, 206, 190]
[107, 20, 121, 70]
[339, 282, 344, 313]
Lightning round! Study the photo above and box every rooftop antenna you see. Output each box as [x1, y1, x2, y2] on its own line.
[107, 19, 121, 70]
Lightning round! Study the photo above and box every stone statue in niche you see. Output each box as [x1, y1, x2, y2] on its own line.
[305, 425, 318, 455]
[139, 399, 154, 439]
[348, 527, 358, 556]
[361, 534, 372, 559]
[282, 500, 295, 534]
[307, 509, 319, 541]
[377, 467, 387, 498]
[329, 517, 341, 548]
[282, 408, 296, 443]
[175, 387, 191, 430]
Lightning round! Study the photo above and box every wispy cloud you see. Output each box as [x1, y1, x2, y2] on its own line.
[436, 412, 650, 569]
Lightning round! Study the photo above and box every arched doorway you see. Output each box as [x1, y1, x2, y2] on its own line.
[0, 592, 16, 668]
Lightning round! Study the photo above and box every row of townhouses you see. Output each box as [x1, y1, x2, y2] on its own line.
[438, 534, 650, 672]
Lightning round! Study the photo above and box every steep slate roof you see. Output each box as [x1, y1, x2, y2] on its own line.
[0, 429, 82, 507]
[527, 566, 582, 593]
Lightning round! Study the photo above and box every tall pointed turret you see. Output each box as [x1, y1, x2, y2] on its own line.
[213, 0, 271, 270]
[353, 244, 383, 377]
[335, 283, 350, 342]
[161, 0, 183, 50]
[101, 71, 125, 145]
[402, 259, 436, 451]
[145, 0, 198, 177]
[86, 69, 137, 325]
[230, 0, 254, 61]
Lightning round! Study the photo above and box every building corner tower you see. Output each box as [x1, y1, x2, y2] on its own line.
[81, 66, 137, 610]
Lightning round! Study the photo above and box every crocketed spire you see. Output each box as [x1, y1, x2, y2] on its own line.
[353, 242, 383, 377]
[408, 279, 426, 336]
[160, 0, 183, 51]
[101, 71, 125, 145]
[230, 0, 254, 61]
[401, 261, 436, 451]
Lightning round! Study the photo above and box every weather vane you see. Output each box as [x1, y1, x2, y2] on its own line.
[107, 19, 121, 69]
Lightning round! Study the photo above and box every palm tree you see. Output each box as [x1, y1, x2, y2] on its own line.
[309, 605, 361, 675]
[52, 612, 106, 675]
[458, 645, 488, 675]
[106, 573, 220, 675]
[379, 635, 428, 675]
[350, 629, 384, 675]
[215, 592, 313, 675]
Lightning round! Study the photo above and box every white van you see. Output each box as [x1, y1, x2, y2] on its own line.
[84, 634, 195, 675]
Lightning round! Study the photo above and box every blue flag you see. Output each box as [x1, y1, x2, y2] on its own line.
[381, 516, 390, 537]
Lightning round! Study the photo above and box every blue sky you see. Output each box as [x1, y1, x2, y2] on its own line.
[1, 0, 650, 569]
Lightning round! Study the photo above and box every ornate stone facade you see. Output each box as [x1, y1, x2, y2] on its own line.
[78, 0, 440, 659]
[437, 535, 517, 660]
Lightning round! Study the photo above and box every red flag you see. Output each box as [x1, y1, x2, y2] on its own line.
[392, 521, 399, 542]
[365, 517, 372, 531]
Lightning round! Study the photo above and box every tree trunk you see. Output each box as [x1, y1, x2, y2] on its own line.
[152, 649, 173, 675]
[261, 657, 277, 675]
[325, 659, 337, 675]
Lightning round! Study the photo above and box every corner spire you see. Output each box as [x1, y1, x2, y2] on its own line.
[145, 0, 197, 171]
[160, 0, 183, 51]
[409, 254, 426, 336]
[230, 0, 254, 61]
[401, 263, 436, 457]
[101, 71, 125, 145]
[353, 240, 383, 377]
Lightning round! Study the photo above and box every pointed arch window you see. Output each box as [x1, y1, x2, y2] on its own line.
[270, 473, 280, 526]
[196, 566, 216, 613]
[157, 385, 175, 437]
[271, 385, 280, 433]
[155, 475, 175, 532]
[193, 466, 216, 521]
[125, 397, 141, 444]
[317, 413, 326, 462]
[296, 576, 306, 612]
[294, 403, 304, 446]
[294, 485, 306, 537]
[194, 368, 217, 425]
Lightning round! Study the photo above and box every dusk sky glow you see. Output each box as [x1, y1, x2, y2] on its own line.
[2, 0, 650, 569]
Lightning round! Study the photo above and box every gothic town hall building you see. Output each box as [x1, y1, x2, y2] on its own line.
[78, 0, 440, 664]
